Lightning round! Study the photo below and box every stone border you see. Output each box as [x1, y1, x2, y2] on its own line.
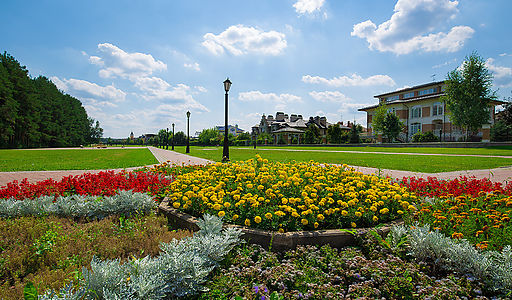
[158, 198, 403, 251]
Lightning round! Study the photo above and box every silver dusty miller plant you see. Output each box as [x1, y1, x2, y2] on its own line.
[0, 190, 155, 220]
[403, 224, 512, 294]
[39, 214, 242, 299]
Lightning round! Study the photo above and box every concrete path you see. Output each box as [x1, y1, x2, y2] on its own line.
[0, 147, 212, 188]
[347, 165, 512, 185]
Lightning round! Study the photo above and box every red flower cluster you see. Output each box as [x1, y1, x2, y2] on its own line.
[0, 171, 173, 200]
[401, 176, 512, 198]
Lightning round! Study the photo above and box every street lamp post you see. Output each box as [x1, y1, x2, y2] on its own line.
[166, 128, 169, 150]
[222, 78, 232, 162]
[186, 111, 191, 153]
[171, 123, 175, 150]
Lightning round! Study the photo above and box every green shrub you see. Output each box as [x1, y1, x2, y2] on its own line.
[412, 131, 439, 143]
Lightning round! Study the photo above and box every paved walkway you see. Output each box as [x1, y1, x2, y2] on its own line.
[0, 146, 510, 188]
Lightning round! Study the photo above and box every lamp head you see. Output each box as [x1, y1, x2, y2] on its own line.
[223, 78, 232, 92]
[186, 111, 191, 118]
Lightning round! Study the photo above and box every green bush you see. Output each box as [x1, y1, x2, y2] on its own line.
[491, 120, 512, 142]
[412, 131, 439, 143]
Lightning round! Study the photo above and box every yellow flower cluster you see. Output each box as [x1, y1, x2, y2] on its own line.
[165, 155, 416, 231]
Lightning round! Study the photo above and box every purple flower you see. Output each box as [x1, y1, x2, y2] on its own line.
[254, 286, 259, 293]
[261, 296, 266, 300]
[264, 287, 268, 293]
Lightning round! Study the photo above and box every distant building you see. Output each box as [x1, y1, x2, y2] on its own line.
[130, 132, 134, 140]
[358, 80, 506, 142]
[216, 124, 246, 136]
[251, 112, 331, 144]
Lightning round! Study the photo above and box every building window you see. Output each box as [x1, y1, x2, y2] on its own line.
[419, 88, 435, 96]
[411, 106, 422, 119]
[432, 102, 443, 116]
[411, 123, 421, 135]
[386, 95, 399, 102]
[403, 92, 414, 99]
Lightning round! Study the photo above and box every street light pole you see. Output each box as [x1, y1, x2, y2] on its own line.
[186, 111, 191, 153]
[166, 128, 169, 150]
[171, 123, 175, 150]
[222, 78, 232, 162]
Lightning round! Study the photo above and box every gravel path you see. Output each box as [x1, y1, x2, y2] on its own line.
[0, 146, 510, 188]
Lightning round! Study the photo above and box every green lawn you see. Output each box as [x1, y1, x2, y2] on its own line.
[253, 145, 512, 156]
[0, 148, 158, 171]
[174, 146, 512, 173]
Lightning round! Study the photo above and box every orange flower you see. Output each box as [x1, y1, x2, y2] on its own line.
[451, 232, 463, 239]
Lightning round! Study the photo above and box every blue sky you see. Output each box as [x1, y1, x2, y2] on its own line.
[2, 0, 512, 138]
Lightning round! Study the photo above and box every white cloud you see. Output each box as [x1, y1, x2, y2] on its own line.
[90, 43, 166, 79]
[202, 25, 287, 56]
[309, 91, 352, 103]
[184, 62, 200, 71]
[50, 76, 126, 102]
[432, 58, 457, 69]
[238, 91, 302, 104]
[302, 73, 395, 87]
[293, 0, 325, 15]
[351, 0, 474, 54]
[486, 58, 512, 87]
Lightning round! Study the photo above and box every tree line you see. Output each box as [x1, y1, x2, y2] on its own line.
[0, 52, 102, 148]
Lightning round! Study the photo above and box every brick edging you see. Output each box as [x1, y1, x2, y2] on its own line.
[158, 198, 403, 251]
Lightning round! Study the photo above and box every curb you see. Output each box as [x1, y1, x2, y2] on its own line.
[158, 198, 403, 251]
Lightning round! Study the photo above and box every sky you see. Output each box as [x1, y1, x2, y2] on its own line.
[2, 0, 512, 138]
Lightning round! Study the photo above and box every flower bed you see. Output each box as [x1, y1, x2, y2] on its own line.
[164, 155, 417, 232]
[408, 192, 512, 251]
[0, 170, 173, 200]
[401, 176, 512, 198]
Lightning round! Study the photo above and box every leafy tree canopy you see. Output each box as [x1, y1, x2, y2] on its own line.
[442, 52, 497, 135]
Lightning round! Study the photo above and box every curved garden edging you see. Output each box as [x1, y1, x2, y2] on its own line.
[158, 198, 403, 251]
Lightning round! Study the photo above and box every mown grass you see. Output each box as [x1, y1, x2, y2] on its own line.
[173, 146, 512, 173]
[276, 145, 512, 156]
[0, 148, 158, 171]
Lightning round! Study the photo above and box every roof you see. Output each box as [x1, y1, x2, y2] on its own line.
[359, 92, 445, 111]
[272, 127, 305, 134]
[374, 81, 445, 98]
[359, 93, 509, 112]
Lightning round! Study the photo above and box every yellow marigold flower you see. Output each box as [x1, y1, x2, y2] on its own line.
[355, 211, 362, 218]
[172, 202, 180, 209]
[301, 191, 308, 198]
[265, 212, 273, 219]
[351, 222, 357, 228]
[218, 211, 225, 218]
[372, 215, 378, 222]
[212, 203, 222, 210]
[397, 210, 404, 215]
[292, 212, 300, 218]
[254, 216, 262, 223]
[370, 206, 377, 212]
[247, 184, 253, 189]
[394, 194, 402, 201]
[244, 219, 251, 226]
[301, 218, 309, 225]
[348, 200, 355, 206]
[224, 202, 231, 208]
[233, 214, 239, 221]
[341, 210, 348, 216]
[314, 222, 319, 229]
[379, 208, 389, 214]
[282, 198, 288, 204]
[317, 214, 325, 221]
[278, 228, 284, 233]
[408, 205, 416, 211]
[182, 196, 189, 201]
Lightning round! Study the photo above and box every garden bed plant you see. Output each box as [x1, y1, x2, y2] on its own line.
[164, 155, 417, 232]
